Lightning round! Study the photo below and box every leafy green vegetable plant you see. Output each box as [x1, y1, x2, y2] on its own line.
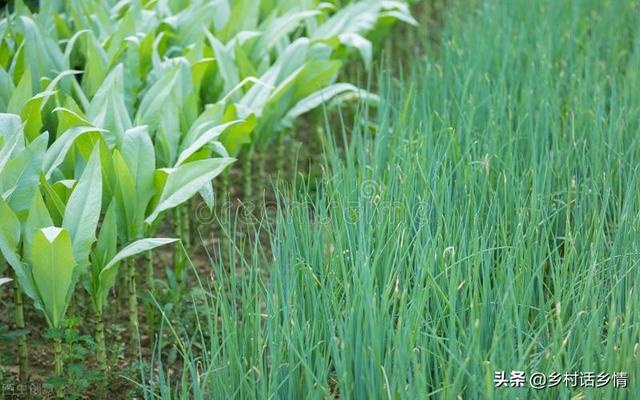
[0, 0, 415, 393]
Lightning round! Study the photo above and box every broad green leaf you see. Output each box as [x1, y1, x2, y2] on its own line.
[74, 130, 103, 161]
[176, 120, 242, 166]
[252, 9, 320, 61]
[103, 11, 137, 63]
[98, 139, 117, 205]
[217, 0, 259, 40]
[0, 113, 25, 146]
[53, 104, 91, 138]
[0, 121, 40, 205]
[91, 200, 117, 312]
[51, 180, 75, 205]
[14, 16, 64, 90]
[121, 126, 155, 206]
[37, 0, 65, 32]
[103, 238, 179, 271]
[291, 60, 342, 99]
[210, 0, 231, 31]
[24, 190, 53, 255]
[145, 158, 235, 224]
[9, 43, 26, 87]
[0, 199, 30, 299]
[28, 69, 79, 141]
[150, 30, 168, 72]
[199, 182, 215, 210]
[0, 41, 11, 71]
[381, 1, 418, 26]
[43, 126, 103, 179]
[7, 70, 32, 115]
[148, 168, 171, 214]
[163, 2, 222, 47]
[7, 132, 48, 216]
[239, 38, 309, 115]
[136, 58, 192, 130]
[53, 14, 73, 39]
[93, 200, 117, 271]
[205, 30, 239, 93]
[0, 67, 15, 111]
[279, 83, 376, 129]
[219, 106, 256, 156]
[97, 238, 178, 308]
[182, 102, 225, 146]
[307, 42, 334, 62]
[191, 57, 215, 96]
[326, 89, 380, 109]
[39, 175, 67, 226]
[62, 29, 90, 70]
[311, 0, 380, 39]
[136, 59, 192, 165]
[120, 37, 143, 113]
[62, 146, 102, 267]
[21, 88, 57, 141]
[0, 196, 21, 262]
[155, 104, 184, 167]
[338, 33, 372, 68]
[234, 45, 257, 79]
[112, 150, 138, 239]
[81, 33, 109, 98]
[86, 64, 133, 148]
[29, 227, 76, 328]
[0, 114, 26, 177]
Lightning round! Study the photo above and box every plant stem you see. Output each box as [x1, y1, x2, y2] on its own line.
[95, 310, 107, 375]
[257, 146, 267, 202]
[53, 337, 63, 399]
[242, 144, 253, 202]
[315, 126, 325, 153]
[191, 197, 199, 247]
[276, 133, 285, 181]
[127, 258, 139, 354]
[14, 279, 27, 382]
[217, 173, 231, 266]
[220, 168, 230, 201]
[222, 202, 234, 269]
[95, 309, 107, 397]
[145, 250, 156, 337]
[145, 251, 154, 294]
[118, 262, 128, 312]
[173, 208, 185, 277]
[182, 202, 192, 251]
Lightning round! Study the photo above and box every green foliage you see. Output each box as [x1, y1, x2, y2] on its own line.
[140, 0, 640, 399]
[29, 227, 76, 328]
[96, 237, 179, 313]
[44, 321, 101, 400]
[0, 0, 414, 394]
